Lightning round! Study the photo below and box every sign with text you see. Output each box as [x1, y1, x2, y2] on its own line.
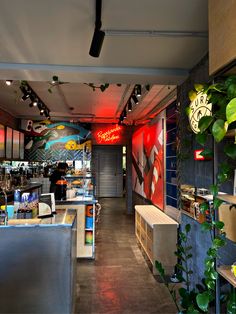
[95, 125, 122, 144]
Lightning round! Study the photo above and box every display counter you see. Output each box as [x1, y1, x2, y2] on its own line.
[0, 208, 77, 314]
[56, 197, 97, 259]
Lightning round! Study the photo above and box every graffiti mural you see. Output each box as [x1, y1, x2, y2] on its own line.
[132, 114, 164, 210]
[22, 120, 91, 161]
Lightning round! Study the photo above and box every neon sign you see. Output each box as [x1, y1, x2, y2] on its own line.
[95, 125, 122, 143]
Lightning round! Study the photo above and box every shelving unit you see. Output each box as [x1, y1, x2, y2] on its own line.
[217, 265, 236, 288]
[135, 205, 178, 275]
[166, 103, 177, 209]
[56, 174, 96, 258]
[217, 194, 236, 204]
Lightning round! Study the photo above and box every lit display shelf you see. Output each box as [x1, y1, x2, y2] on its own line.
[217, 265, 236, 288]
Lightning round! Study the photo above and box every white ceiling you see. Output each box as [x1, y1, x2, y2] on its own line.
[0, 0, 208, 124]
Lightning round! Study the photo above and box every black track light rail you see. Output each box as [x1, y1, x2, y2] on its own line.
[95, 0, 102, 30]
[21, 82, 50, 119]
[118, 84, 143, 125]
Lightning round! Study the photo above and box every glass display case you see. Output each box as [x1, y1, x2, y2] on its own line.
[64, 174, 95, 201]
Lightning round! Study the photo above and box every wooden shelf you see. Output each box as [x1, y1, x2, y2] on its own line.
[217, 194, 236, 204]
[217, 265, 236, 288]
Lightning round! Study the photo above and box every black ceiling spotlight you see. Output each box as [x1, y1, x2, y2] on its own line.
[127, 100, 132, 112]
[89, 0, 105, 57]
[132, 94, 139, 105]
[135, 84, 142, 97]
[123, 108, 127, 119]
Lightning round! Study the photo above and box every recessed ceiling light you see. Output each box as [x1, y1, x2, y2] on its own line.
[5, 80, 13, 86]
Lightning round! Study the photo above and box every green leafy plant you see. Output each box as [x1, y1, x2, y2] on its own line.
[158, 75, 236, 313]
[185, 76, 236, 312]
[156, 224, 208, 313]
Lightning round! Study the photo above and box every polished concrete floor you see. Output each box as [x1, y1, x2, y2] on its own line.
[76, 198, 176, 314]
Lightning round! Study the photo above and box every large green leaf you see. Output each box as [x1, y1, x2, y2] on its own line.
[196, 292, 210, 312]
[198, 116, 214, 133]
[226, 98, 236, 124]
[213, 237, 226, 248]
[185, 224, 191, 233]
[201, 222, 212, 231]
[189, 90, 197, 101]
[196, 132, 207, 146]
[213, 221, 224, 230]
[209, 184, 219, 197]
[227, 83, 236, 99]
[194, 83, 204, 92]
[185, 106, 191, 116]
[200, 202, 209, 213]
[225, 75, 236, 88]
[199, 149, 213, 158]
[213, 198, 224, 209]
[224, 143, 236, 159]
[211, 119, 228, 142]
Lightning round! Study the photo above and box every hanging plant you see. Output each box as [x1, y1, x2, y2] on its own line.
[156, 75, 236, 313]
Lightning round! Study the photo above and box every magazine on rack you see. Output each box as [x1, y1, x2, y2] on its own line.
[38, 193, 56, 218]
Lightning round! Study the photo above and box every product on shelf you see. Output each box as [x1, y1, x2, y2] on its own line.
[85, 231, 93, 245]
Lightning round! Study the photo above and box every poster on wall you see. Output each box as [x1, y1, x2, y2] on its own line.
[0, 124, 5, 158]
[132, 113, 164, 210]
[6, 127, 13, 159]
[12, 130, 20, 159]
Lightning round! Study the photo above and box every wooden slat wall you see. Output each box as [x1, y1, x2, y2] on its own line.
[209, 0, 236, 75]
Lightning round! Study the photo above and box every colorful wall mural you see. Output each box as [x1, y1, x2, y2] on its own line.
[22, 120, 92, 161]
[132, 113, 164, 210]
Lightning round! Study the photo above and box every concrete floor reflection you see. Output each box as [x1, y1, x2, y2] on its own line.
[76, 198, 176, 314]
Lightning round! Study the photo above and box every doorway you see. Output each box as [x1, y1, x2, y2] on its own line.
[93, 145, 123, 197]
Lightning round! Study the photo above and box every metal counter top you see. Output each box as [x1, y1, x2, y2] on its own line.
[56, 196, 97, 205]
[1, 208, 76, 228]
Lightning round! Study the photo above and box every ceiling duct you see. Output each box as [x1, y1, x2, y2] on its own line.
[89, 0, 105, 57]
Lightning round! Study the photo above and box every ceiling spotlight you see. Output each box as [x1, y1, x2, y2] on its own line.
[21, 93, 30, 101]
[89, 29, 105, 57]
[33, 99, 38, 107]
[132, 94, 139, 105]
[123, 108, 127, 119]
[5, 80, 13, 86]
[89, 0, 105, 58]
[128, 100, 132, 112]
[135, 84, 142, 97]
[51, 75, 59, 84]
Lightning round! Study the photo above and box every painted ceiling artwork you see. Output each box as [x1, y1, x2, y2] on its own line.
[132, 114, 164, 210]
[22, 120, 91, 161]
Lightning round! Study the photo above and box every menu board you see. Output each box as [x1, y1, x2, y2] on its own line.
[0, 124, 5, 158]
[12, 130, 20, 159]
[19, 132, 24, 160]
[6, 127, 13, 159]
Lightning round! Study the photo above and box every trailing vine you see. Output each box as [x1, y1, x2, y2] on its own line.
[156, 75, 236, 313]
